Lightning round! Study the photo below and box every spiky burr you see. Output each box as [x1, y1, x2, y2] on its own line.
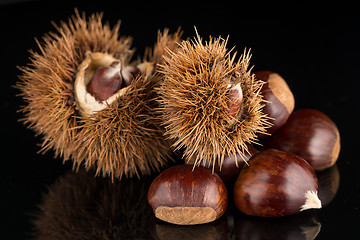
[158, 33, 270, 169]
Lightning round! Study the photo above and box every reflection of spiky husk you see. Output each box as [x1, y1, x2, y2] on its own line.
[16, 10, 175, 179]
[32, 169, 153, 240]
[158, 34, 270, 169]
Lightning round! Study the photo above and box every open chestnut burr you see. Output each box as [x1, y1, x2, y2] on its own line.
[16, 10, 182, 179]
[233, 149, 321, 217]
[147, 165, 228, 225]
[264, 109, 341, 171]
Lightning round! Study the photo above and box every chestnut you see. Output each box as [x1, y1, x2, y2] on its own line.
[87, 61, 140, 102]
[86, 61, 122, 101]
[233, 149, 321, 217]
[255, 71, 295, 135]
[227, 83, 243, 117]
[147, 165, 228, 225]
[264, 109, 341, 171]
[201, 144, 259, 185]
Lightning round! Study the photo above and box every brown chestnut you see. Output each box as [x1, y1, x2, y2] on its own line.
[87, 61, 140, 102]
[122, 65, 140, 86]
[255, 71, 295, 135]
[201, 144, 259, 184]
[227, 83, 243, 117]
[87, 61, 123, 101]
[264, 109, 341, 171]
[233, 149, 321, 217]
[147, 165, 228, 225]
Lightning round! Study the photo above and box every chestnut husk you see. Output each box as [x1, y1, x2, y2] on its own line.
[16, 10, 181, 179]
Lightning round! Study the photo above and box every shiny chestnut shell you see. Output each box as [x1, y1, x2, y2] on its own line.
[233, 149, 321, 217]
[147, 165, 228, 225]
[256, 71, 295, 135]
[86, 62, 123, 102]
[264, 109, 341, 171]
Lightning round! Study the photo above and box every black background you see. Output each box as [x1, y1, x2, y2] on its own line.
[1, 1, 359, 239]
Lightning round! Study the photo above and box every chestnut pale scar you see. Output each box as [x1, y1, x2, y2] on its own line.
[268, 73, 295, 114]
[155, 206, 217, 225]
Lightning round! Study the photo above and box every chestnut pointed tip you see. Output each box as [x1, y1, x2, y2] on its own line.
[300, 191, 322, 211]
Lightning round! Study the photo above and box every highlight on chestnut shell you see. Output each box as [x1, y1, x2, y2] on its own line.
[233, 148, 321, 217]
[158, 32, 270, 173]
[147, 164, 228, 225]
[264, 109, 341, 171]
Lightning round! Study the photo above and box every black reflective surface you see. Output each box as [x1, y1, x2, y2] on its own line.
[1, 1, 359, 239]
[28, 167, 337, 240]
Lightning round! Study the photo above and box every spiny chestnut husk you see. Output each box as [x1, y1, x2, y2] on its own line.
[147, 164, 228, 225]
[145, 27, 183, 72]
[264, 109, 341, 171]
[233, 148, 321, 217]
[158, 34, 270, 171]
[16, 10, 180, 179]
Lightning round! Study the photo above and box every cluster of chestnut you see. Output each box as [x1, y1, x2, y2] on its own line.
[147, 71, 340, 225]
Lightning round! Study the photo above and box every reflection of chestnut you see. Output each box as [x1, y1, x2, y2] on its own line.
[264, 109, 341, 171]
[233, 149, 321, 217]
[147, 165, 228, 225]
[148, 214, 228, 240]
[255, 71, 295, 135]
[201, 144, 259, 185]
[317, 164, 340, 206]
[234, 210, 321, 240]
